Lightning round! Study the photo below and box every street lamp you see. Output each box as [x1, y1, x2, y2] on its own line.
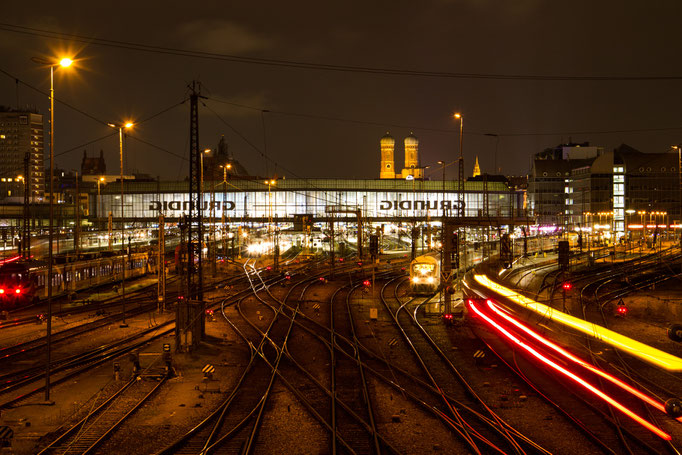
[108, 121, 133, 328]
[673, 146, 682, 237]
[625, 209, 635, 251]
[265, 179, 276, 250]
[31, 55, 73, 403]
[219, 163, 232, 257]
[97, 176, 105, 237]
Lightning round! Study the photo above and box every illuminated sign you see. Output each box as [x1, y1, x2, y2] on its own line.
[379, 200, 463, 211]
[149, 200, 235, 211]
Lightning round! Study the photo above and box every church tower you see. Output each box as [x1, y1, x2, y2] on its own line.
[472, 156, 481, 177]
[401, 133, 422, 179]
[380, 132, 396, 179]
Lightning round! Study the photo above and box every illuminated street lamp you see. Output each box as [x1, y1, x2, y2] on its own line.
[107, 121, 134, 328]
[265, 179, 276, 249]
[97, 176, 105, 235]
[625, 209, 635, 250]
[31, 54, 73, 402]
[673, 145, 682, 236]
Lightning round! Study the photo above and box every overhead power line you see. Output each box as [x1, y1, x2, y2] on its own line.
[206, 95, 682, 138]
[1, 23, 682, 81]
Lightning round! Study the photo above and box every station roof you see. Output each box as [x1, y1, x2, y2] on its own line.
[97, 178, 513, 194]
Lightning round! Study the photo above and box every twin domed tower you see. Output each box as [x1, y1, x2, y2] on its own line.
[379, 132, 423, 179]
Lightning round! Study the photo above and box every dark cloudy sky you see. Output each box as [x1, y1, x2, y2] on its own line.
[1, 1, 681, 181]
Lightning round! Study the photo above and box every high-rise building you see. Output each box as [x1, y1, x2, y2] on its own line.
[0, 107, 44, 202]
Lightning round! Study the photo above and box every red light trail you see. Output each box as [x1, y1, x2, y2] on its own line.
[468, 300, 672, 440]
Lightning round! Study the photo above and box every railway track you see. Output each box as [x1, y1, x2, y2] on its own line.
[37, 375, 167, 455]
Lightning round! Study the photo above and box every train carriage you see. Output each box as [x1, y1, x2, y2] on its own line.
[409, 254, 440, 294]
[0, 252, 150, 310]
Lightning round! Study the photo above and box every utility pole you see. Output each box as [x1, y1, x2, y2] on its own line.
[186, 81, 205, 344]
[22, 152, 30, 259]
[356, 209, 363, 259]
[158, 214, 165, 312]
[74, 170, 79, 258]
[330, 209, 335, 278]
[108, 211, 113, 251]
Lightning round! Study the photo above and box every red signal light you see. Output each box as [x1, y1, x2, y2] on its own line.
[339, 258, 344, 262]
[0, 288, 5, 295]
[357, 262, 363, 267]
[319, 277, 326, 282]
[14, 288, 21, 294]
[562, 282, 573, 291]
[206, 309, 213, 315]
[363, 280, 371, 287]
[617, 305, 628, 316]
[266, 266, 272, 271]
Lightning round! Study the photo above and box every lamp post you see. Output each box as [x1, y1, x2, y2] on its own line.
[200, 148, 210, 270]
[625, 209, 635, 253]
[32, 55, 73, 402]
[108, 121, 133, 328]
[673, 146, 682, 243]
[220, 163, 232, 257]
[265, 179, 276, 252]
[97, 176, 105, 241]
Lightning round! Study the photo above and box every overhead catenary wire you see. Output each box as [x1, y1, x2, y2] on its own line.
[1, 23, 682, 82]
[206, 96, 682, 139]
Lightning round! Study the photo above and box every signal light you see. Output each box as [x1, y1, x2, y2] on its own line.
[444, 313, 453, 319]
[319, 277, 326, 282]
[206, 309, 213, 315]
[0, 288, 5, 294]
[357, 262, 363, 267]
[15, 288, 20, 294]
[339, 258, 344, 262]
[266, 266, 272, 271]
[401, 267, 406, 272]
[562, 282, 572, 291]
[363, 280, 371, 287]
[617, 305, 628, 316]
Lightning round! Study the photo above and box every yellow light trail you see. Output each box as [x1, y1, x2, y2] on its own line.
[473, 274, 682, 372]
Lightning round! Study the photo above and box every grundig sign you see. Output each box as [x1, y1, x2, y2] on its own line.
[379, 200, 464, 211]
[149, 201, 236, 211]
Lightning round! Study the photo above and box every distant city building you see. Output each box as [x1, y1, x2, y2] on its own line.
[528, 142, 681, 237]
[81, 150, 106, 176]
[0, 107, 45, 202]
[203, 135, 250, 181]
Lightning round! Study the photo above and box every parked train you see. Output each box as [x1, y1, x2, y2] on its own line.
[0, 252, 151, 309]
[409, 255, 440, 294]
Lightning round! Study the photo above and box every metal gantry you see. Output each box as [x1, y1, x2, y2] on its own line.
[185, 81, 205, 345]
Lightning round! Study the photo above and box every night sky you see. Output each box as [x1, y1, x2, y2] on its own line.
[1, 1, 681, 181]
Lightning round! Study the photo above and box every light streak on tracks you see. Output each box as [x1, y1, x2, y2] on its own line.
[468, 300, 672, 441]
[474, 274, 682, 372]
[484, 300, 682, 423]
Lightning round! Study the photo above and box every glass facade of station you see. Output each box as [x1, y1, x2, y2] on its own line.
[95, 178, 522, 221]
